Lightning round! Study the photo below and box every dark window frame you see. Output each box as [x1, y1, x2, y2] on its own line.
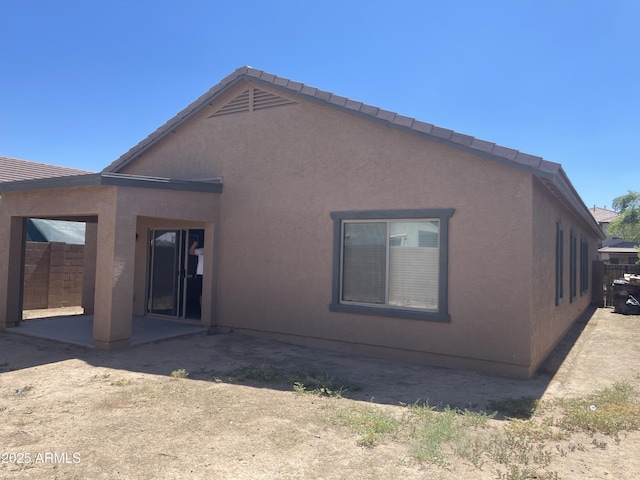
[556, 221, 564, 306]
[580, 236, 589, 295]
[329, 208, 454, 322]
[570, 229, 577, 303]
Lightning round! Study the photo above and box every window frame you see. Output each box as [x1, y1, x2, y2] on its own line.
[579, 235, 589, 296]
[569, 229, 577, 303]
[555, 221, 564, 306]
[329, 208, 454, 322]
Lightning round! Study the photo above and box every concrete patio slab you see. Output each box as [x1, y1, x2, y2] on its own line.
[6, 314, 207, 348]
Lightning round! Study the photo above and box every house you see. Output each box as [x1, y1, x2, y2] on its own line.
[0, 67, 604, 377]
[589, 206, 639, 265]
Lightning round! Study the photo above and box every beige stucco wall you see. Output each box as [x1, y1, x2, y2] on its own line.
[0, 186, 114, 334]
[0, 79, 599, 372]
[118, 80, 543, 375]
[530, 178, 599, 372]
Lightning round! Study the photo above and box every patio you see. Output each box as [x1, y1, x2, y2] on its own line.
[7, 310, 207, 348]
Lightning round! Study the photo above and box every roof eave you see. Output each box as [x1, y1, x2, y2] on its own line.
[549, 169, 606, 240]
[0, 172, 223, 194]
[103, 68, 252, 173]
[100, 66, 599, 238]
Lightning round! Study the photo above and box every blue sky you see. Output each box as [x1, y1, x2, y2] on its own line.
[1, 1, 638, 210]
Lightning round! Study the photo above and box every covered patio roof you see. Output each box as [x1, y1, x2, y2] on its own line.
[0, 171, 222, 194]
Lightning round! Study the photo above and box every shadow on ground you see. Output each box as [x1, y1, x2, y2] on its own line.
[2, 306, 637, 411]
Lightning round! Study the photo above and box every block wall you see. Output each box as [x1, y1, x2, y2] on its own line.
[23, 242, 84, 310]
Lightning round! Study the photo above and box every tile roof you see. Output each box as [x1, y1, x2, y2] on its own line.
[98, 66, 601, 239]
[0, 156, 94, 183]
[598, 245, 639, 254]
[589, 206, 618, 224]
[104, 66, 562, 178]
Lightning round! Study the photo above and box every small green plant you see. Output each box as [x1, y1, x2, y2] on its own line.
[506, 417, 566, 442]
[404, 403, 466, 466]
[288, 371, 359, 397]
[15, 385, 34, 395]
[488, 396, 540, 419]
[496, 464, 558, 480]
[170, 369, 190, 378]
[556, 381, 640, 435]
[488, 429, 557, 480]
[454, 436, 489, 469]
[230, 364, 282, 383]
[332, 404, 399, 447]
[460, 408, 497, 427]
[591, 438, 607, 449]
[109, 378, 132, 387]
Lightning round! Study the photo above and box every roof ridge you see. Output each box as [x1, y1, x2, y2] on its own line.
[240, 67, 556, 174]
[99, 66, 600, 239]
[105, 66, 557, 176]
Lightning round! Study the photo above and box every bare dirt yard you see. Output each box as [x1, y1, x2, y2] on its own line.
[1, 307, 639, 480]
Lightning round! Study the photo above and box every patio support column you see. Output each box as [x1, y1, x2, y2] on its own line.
[0, 216, 26, 329]
[201, 221, 216, 327]
[93, 199, 136, 350]
[82, 222, 98, 314]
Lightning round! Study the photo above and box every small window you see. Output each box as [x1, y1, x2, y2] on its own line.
[556, 221, 564, 306]
[570, 230, 577, 303]
[580, 236, 589, 295]
[330, 209, 454, 322]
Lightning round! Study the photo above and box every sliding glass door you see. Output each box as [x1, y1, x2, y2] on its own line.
[148, 229, 183, 317]
[147, 229, 204, 320]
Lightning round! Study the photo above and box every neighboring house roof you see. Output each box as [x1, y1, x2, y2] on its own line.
[589, 206, 618, 224]
[599, 245, 638, 254]
[0, 157, 93, 245]
[0, 156, 93, 182]
[102, 66, 604, 240]
[599, 237, 638, 251]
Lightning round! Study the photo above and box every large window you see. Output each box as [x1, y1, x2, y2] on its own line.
[330, 209, 454, 322]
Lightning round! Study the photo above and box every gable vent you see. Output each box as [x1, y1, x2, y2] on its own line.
[209, 87, 296, 117]
[212, 89, 251, 116]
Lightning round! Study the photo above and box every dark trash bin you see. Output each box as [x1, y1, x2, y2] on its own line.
[612, 279, 640, 314]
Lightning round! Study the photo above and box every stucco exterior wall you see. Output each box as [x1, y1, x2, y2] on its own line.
[119, 80, 540, 375]
[0, 183, 220, 346]
[0, 186, 112, 330]
[530, 177, 599, 371]
[111, 187, 220, 325]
